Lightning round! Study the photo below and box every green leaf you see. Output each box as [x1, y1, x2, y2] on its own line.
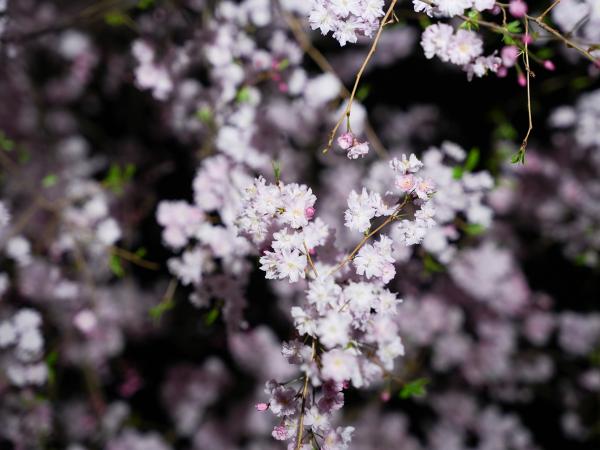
[424, 254, 445, 273]
[103, 163, 136, 194]
[46, 350, 59, 387]
[42, 174, 58, 188]
[149, 298, 175, 320]
[495, 122, 518, 141]
[511, 150, 525, 165]
[196, 106, 213, 123]
[506, 20, 522, 34]
[277, 58, 290, 71]
[236, 86, 251, 103]
[399, 378, 429, 399]
[0, 131, 15, 152]
[452, 166, 464, 180]
[356, 84, 371, 102]
[464, 147, 480, 172]
[135, 247, 147, 258]
[203, 307, 220, 326]
[418, 15, 432, 29]
[536, 48, 554, 60]
[272, 160, 281, 184]
[105, 11, 128, 26]
[463, 223, 486, 236]
[137, 0, 155, 9]
[109, 254, 125, 277]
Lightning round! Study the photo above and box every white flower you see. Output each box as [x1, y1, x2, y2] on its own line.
[448, 29, 483, 66]
[318, 312, 352, 348]
[321, 349, 356, 382]
[97, 218, 122, 246]
[277, 248, 307, 283]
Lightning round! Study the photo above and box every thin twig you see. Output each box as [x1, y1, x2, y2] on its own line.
[295, 339, 317, 450]
[282, 10, 388, 158]
[109, 245, 160, 270]
[537, 0, 562, 22]
[520, 19, 533, 159]
[323, 0, 398, 154]
[329, 194, 410, 277]
[303, 241, 319, 278]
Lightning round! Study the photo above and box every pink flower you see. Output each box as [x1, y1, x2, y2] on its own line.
[518, 73, 527, 87]
[509, 0, 528, 17]
[501, 46, 519, 67]
[337, 132, 355, 150]
[395, 174, 416, 192]
[347, 141, 369, 159]
[255, 402, 270, 411]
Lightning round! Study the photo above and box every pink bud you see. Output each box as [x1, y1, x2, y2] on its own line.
[305, 206, 316, 220]
[521, 33, 533, 45]
[543, 60, 555, 71]
[518, 73, 527, 87]
[309, 247, 316, 256]
[255, 402, 269, 411]
[278, 82, 288, 93]
[337, 132, 355, 150]
[380, 391, 391, 402]
[509, 0, 528, 18]
[497, 66, 508, 78]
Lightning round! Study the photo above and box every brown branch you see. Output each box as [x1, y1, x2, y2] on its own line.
[282, 10, 388, 158]
[294, 339, 317, 450]
[520, 19, 533, 160]
[323, 0, 399, 154]
[330, 194, 410, 277]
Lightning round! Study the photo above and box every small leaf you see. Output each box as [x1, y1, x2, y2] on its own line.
[149, 298, 175, 320]
[356, 84, 371, 102]
[511, 150, 525, 165]
[463, 223, 486, 236]
[399, 378, 429, 399]
[506, 20, 522, 34]
[463, 147, 480, 172]
[236, 86, 251, 103]
[277, 59, 290, 71]
[204, 307, 220, 326]
[495, 122, 518, 141]
[109, 254, 125, 277]
[452, 166, 464, 180]
[424, 254, 445, 273]
[418, 15, 432, 29]
[196, 106, 212, 123]
[137, 0, 155, 9]
[105, 11, 128, 26]
[272, 160, 281, 184]
[42, 174, 58, 188]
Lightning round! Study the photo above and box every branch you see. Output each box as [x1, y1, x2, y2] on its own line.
[322, 0, 399, 154]
[282, 10, 388, 158]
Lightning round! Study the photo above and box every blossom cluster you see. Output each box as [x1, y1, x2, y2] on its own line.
[421, 24, 501, 80]
[309, 0, 386, 46]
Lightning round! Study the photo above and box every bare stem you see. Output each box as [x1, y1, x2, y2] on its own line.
[282, 10, 388, 158]
[322, 0, 398, 154]
[520, 19, 533, 159]
[537, 0, 562, 22]
[303, 241, 319, 278]
[295, 339, 317, 450]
